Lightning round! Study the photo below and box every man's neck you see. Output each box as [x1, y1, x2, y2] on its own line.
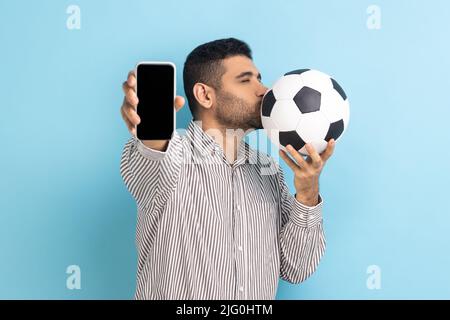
[197, 119, 249, 164]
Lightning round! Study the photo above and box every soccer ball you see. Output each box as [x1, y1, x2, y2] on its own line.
[261, 69, 350, 156]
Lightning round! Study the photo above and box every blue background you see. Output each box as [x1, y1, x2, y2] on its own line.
[1, 0, 449, 299]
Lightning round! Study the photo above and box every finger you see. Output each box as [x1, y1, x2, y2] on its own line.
[321, 139, 335, 162]
[121, 96, 136, 112]
[121, 106, 136, 135]
[305, 143, 322, 168]
[127, 70, 136, 88]
[124, 86, 138, 106]
[125, 106, 141, 125]
[286, 144, 308, 168]
[122, 81, 128, 94]
[122, 80, 135, 93]
[122, 99, 140, 125]
[174, 96, 185, 111]
[279, 149, 300, 173]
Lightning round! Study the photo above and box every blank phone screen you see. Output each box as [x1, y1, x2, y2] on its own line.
[136, 63, 174, 140]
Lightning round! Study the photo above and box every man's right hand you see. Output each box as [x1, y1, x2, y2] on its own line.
[120, 70, 185, 137]
[120, 71, 184, 151]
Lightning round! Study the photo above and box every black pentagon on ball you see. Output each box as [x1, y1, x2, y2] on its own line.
[279, 130, 306, 150]
[325, 119, 344, 141]
[293, 86, 321, 114]
[331, 78, 347, 100]
[261, 89, 276, 117]
[284, 69, 310, 76]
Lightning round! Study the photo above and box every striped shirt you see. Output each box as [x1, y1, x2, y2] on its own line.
[120, 119, 326, 300]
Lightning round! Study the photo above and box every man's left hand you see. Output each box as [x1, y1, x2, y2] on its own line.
[279, 139, 336, 207]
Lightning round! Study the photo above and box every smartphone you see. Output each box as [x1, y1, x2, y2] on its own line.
[135, 61, 176, 140]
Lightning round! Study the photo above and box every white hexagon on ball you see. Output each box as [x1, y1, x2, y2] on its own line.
[299, 70, 333, 93]
[320, 90, 345, 123]
[296, 112, 330, 155]
[270, 100, 302, 131]
[272, 74, 304, 100]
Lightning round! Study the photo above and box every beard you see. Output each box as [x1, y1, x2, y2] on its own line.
[214, 90, 263, 131]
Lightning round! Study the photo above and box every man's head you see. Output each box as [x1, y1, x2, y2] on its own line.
[183, 38, 268, 131]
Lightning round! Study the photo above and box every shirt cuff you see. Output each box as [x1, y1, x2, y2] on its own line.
[132, 136, 169, 161]
[290, 194, 323, 228]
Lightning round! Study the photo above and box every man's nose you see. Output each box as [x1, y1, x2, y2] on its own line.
[257, 84, 269, 97]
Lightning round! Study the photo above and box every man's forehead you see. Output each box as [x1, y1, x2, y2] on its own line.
[223, 56, 259, 75]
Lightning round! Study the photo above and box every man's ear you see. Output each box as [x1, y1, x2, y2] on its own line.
[193, 83, 215, 111]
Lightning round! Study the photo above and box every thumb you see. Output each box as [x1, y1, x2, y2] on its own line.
[174, 96, 185, 111]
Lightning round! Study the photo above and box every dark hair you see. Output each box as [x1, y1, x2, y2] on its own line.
[183, 38, 252, 119]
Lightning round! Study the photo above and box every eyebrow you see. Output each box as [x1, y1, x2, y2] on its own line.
[236, 71, 262, 80]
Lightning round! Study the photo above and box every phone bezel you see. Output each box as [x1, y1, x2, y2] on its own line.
[134, 61, 176, 140]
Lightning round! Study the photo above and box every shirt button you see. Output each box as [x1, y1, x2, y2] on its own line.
[239, 286, 244, 292]
[238, 245, 243, 251]
[236, 204, 241, 211]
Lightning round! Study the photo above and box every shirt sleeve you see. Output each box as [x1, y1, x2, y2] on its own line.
[276, 164, 326, 284]
[119, 133, 184, 212]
